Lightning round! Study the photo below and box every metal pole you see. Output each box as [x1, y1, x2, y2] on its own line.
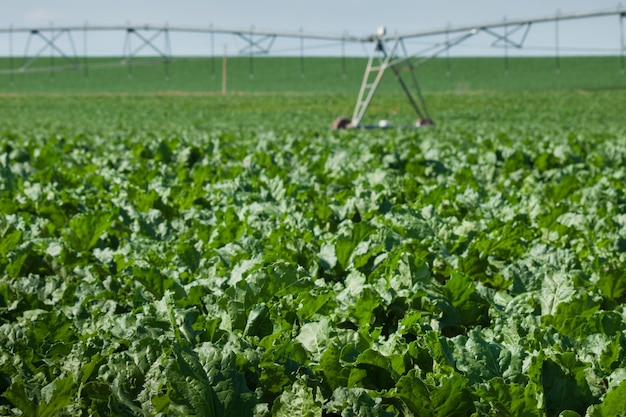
[398, 39, 431, 120]
[164, 25, 171, 80]
[22, 31, 32, 72]
[619, 13, 626, 75]
[125, 25, 133, 79]
[446, 22, 451, 76]
[210, 24, 216, 79]
[83, 22, 89, 79]
[66, 29, 79, 69]
[249, 26, 254, 79]
[504, 16, 509, 76]
[9, 24, 14, 84]
[50, 23, 55, 79]
[300, 27, 305, 78]
[222, 44, 227, 94]
[341, 32, 346, 79]
[555, 10, 560, 75]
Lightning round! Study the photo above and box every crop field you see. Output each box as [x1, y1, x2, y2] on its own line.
[1, 56, 624, 94]
[1, 58, 626, 416]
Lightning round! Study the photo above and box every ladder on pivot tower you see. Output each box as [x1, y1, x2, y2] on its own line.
[350, 33, 432, 128]
[351, 37, 399, 127]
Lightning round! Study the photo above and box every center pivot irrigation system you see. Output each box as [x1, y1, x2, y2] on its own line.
[1, 7, 625, 128]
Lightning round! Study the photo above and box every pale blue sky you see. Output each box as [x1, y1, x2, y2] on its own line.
[1, 1, 624, 56]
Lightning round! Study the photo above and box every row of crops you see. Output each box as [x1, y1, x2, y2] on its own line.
[1, 91, 626, 416]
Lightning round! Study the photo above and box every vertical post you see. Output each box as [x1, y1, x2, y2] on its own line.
[249, 26, 254, 79]
[83, 22, 89, 79]
[210, 24, 216, 79]
[300, 27, 305, 78]
[619, 13, 626, 75]
[164, 25, 171, 80]
[341, 32, 346, 79]
[446, 22, 451, 76]
[50, 22, 55, 80]
[504, 16, 509, 76]
[555, 10, 560, 75]
[128, 32, 133, 79]
[9, 24, 14, 84]
[23, 31, 33, 70]
[125, 25, 133, 79]
[222, 44, 227, 95]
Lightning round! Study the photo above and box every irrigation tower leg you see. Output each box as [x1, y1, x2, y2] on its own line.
[350, 37, 399, 127]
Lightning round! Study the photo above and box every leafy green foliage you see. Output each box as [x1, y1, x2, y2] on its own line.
[0, 91, 625, 416]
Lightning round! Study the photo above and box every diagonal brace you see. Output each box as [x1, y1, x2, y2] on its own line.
[237, 33, 277, 55]
[484, 23, 532, 48]
[124, 28, 171, 61]
[20, 29, 79, 71]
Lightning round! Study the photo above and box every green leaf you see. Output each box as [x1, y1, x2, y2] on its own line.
[2, 380, 38, 417]
[558, 411, 581, 417]
[271, 376, 323, 417]
[426, 373, 475, 417]
[475, 377, 543, 417]
[38, 375, 77, 417]
[541, 357, 595, 417]
[454, 328, 522, 385]
[297, 287, 336, 320]
[3, 375, 76, 417]
[296, 319, 331, 361]
[539, 271, 576, 316]
[243, 303, 273, 338]
[351, 349, 396, 391]
[387, 370, 475, 417]
[166, 343, 219, 417]
[318, 341, 350, 391]
[0, 229, 21, 258]
[442, 272, 489, 328]
[325, 387, 391, 417]
[65, 210, 112, 252]
[133, 265, 180, 299]
[335, 223, 376, 270]
[423, 331, 457, 371]
[203, 348, 257, 417]
[597, 268, 626, 302]
[541, 293, 601, 338]
[587, 379, 626, 417]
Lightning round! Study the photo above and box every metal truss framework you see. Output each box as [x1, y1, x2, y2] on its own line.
[350, 7, 626, 127]
[0, 24, 360, 73]
[122, 27, 172, 63]
[0, 7, 624, 125]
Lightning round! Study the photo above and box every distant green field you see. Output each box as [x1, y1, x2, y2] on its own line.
[1, 89, 624, 132]
[0, 56, 624, 94]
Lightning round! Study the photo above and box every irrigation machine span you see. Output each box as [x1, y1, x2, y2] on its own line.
[1, 7, 625, 128]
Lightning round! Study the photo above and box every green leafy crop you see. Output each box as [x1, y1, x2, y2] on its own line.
[0, 91, 625, 416]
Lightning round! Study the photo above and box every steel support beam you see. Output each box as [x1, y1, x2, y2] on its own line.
[20, 28, 79, 72]
[236, 32, 277, 55]
[484, 23, 532, 49]
[382, 8, 626, 42]
[350, 29, 479, 127]
[122, 27, 172, 63]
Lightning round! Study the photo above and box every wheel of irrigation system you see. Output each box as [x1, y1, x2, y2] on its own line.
[415, 117, 434, 127]
[332, 117, 352, 129]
